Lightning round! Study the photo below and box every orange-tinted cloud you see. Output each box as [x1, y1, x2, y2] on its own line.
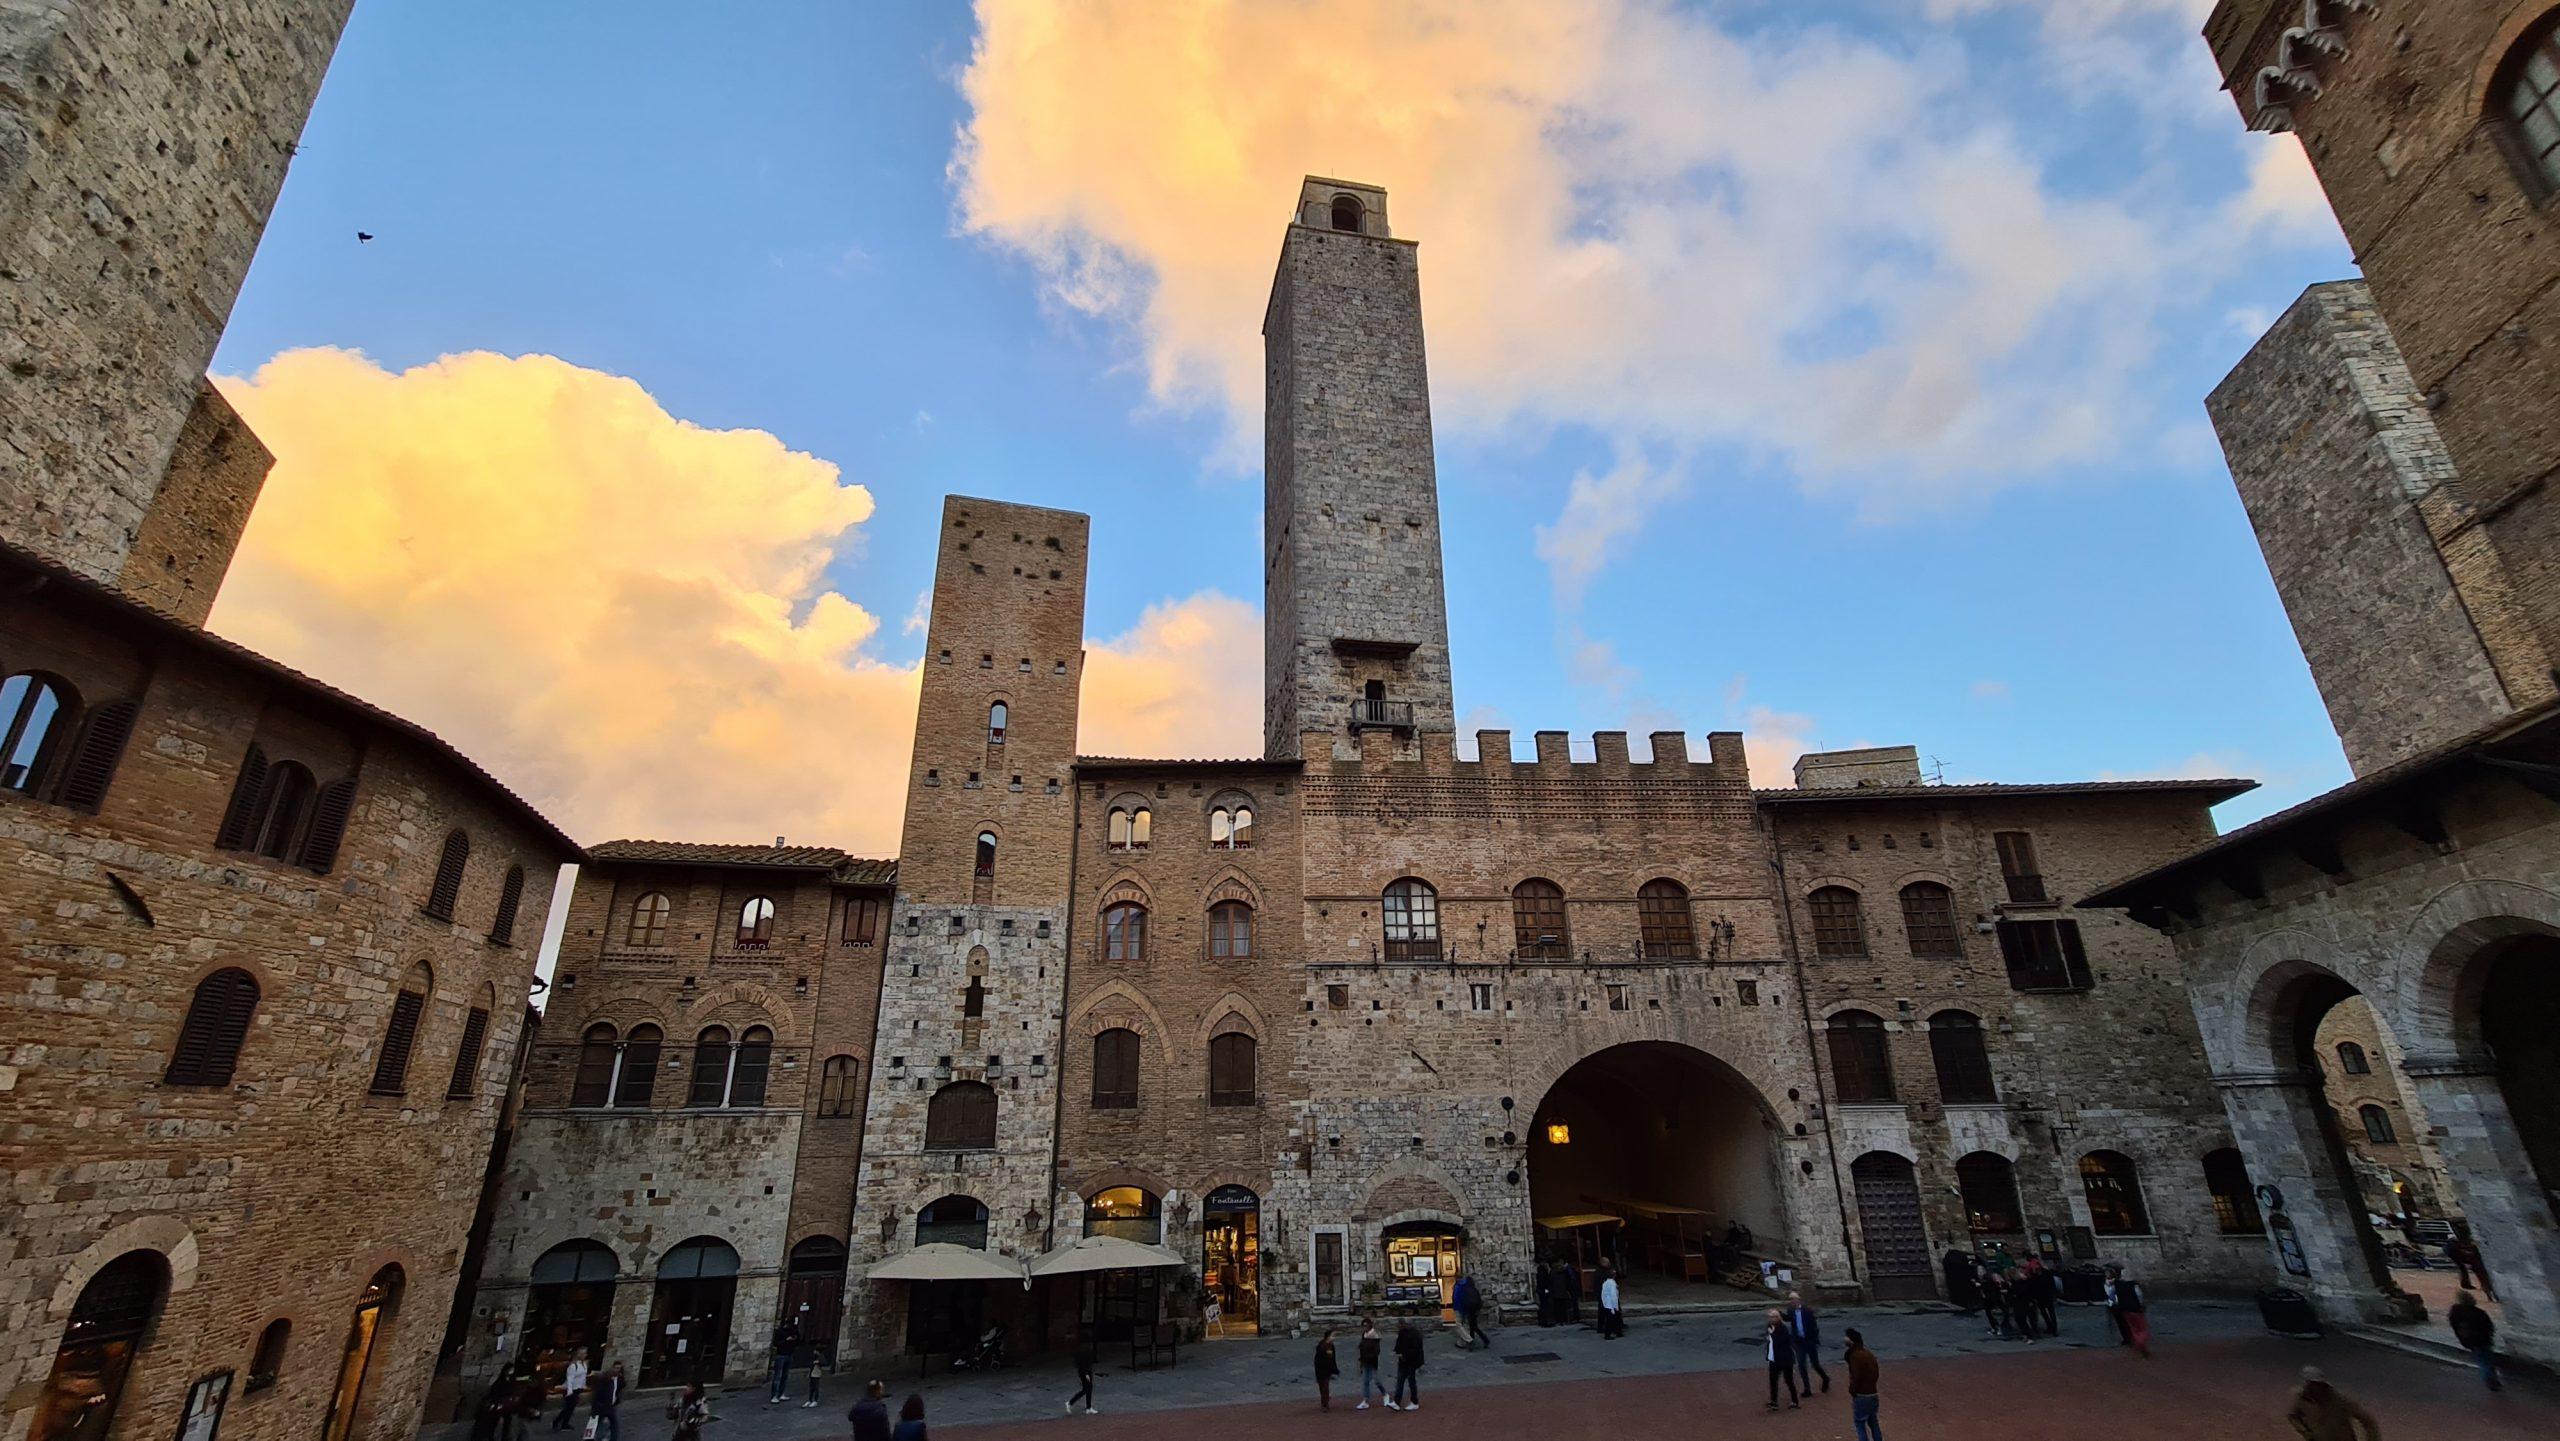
[212, 348, 1260, 854]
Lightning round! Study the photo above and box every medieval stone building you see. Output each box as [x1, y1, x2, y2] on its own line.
[2087, 0, 2560, 1368]
[459, 177, 2268, 1386]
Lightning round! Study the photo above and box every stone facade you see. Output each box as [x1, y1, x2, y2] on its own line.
[117, 383, 273, 628]
[2208, 281, 2528, 774]
[0, 545, 578, 1441]
[0, 0, 351, 586]
[2310, 996, 2459, 1220]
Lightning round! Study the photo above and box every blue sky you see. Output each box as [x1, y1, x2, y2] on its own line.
[208, 0, 2360, 851]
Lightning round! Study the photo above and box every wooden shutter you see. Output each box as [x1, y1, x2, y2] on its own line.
[1209, 1033, 1254, 1106]
[425, 830, 468, 920]
[55, 700, 138, 812]
[369, 989, 426, 1095]
[214, 744, 269, 851]
[1092, 1029, 1138, 1109]
[298, 777, 357, 874]
[445, 1006, 490, 1100]
[1929, 1015, 1997, 1103]
[2059, 920, 2093, 989]
[489, 866, 526, 945]
[167, 968, 259, 1087]
[1826, 1014, 1893, 1102]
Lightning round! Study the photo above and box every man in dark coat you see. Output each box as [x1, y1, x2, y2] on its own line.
[1391, 1320, 1426, 1411]
[848, 1380, 892, 1441]
[1783, 1292, 1829, 1395]
[1762, 1309, 1800, 1412]
[2448, 1290, 2500, 1391]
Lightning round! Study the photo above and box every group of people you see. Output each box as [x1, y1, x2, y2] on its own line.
[1533, 1261, 1627, 1337]
[1940, 1249, 2151, 1356]
[1310, 1318, 1433, 1411]
[472, 1354, 627, 1441]
[761, 1319, 826, 1408]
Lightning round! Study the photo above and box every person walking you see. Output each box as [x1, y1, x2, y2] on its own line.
[847, 1381, 891, 1441]
[590, 1363, 625, 1441]
[1843, 1328, 1882, 1441]
[2029, 1261, 2061, 1337]
[2115, 1270, 2152, 1358]
[1314, 1328, 1340, 1411]
[1453, 1273, 1492, 1350]
[2447, 1290, 2500, 1392]
[1356, 1319, 1387, 1410]
[1392, 1319, 1426, 1412]
[1562, 1259, 1584, 1323]
[1979, 1267, 2011, 1340]
[1784, 1292, 1829, 1395]
[2287, 1367, 2380, 1441]
[668, 1385, 710, 1441]
[2446, 1224, 2497, 1302]
[551, 1352, 590, 1432]
[471, 1377, 515, 1441]
[2006, 1269, 2039, 1343]
[766, 1318, 802, 1403]
[1598, 1269, 1623, 1339]
[2102, 1266, 2132, 1346]
[1762, 1309, 1801, 1412]
[890, 1394, 928, 1441]
[1064, 1328, 1099, 1416]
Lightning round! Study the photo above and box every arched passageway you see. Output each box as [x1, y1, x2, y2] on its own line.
[1528, 1042, 1785, 1299]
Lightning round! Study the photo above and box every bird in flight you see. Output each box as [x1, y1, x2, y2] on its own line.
[357, 231, 375, 243]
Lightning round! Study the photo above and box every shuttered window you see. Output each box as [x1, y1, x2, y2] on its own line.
[817, 1055, 861, 1117]
[214, 744, 270, 851]
[1898, 882, 1961, 958]
[425, 830, 470, 920]
[1637, 879, 1696, 958]
[1092, 1028, 1139, 1110]
[925, 1080, 997, 1150]
[842, 895, 882, 944]
[369, 982, 428, 1095]
[445, 1006, 490, 1100]
[298, 778, 357, 874]
[1928, 1011, 1997, 1103]
[166, 967, 260, 1087]
[489, 866, 526, 945]
[1995, 919, 2093, 992]
[252, 761, 314, 860]
[1512, 879, 1569, 959]
[1826, 1010, 1894, 1103]
[1995, 831, 2047, 903]
[1809, 887, 1866, 958]
[1208, 1032, 1256, 1107]
[55, 699, 138, 813]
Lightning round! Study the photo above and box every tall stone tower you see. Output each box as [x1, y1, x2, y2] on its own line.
[846, 496, 1089, 1342]
[0, 1, 353, 586]
[1263, 177, 1455, 760]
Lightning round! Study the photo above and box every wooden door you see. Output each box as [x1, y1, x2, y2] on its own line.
[1851, 1153, 1938, 1301]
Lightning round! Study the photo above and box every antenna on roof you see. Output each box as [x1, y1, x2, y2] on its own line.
[1923, 755, 1946, 786]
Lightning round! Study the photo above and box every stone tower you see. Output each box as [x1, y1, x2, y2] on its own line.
[0, 1, 353, 587]
[1263, 177, 1455, 760]
[846, 496, 1089, 1335]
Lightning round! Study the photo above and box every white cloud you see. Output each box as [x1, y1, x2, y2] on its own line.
[1533, 449, 1688, 606]
[2098, 749, 2253, 782]
[1741, 704, 1820, 788]
[2229, 134, 2342, 243]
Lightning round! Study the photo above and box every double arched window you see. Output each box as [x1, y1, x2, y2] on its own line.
[1808, 886, 1866, 958]
[627, 891, 672, 947]
[1092, 1028, 1140, 1110]
[1209, 804, 1254, 848]
[1512, 879, 1569, 959]
[1209, 900, 1253, 959]
[571, 1023, 662, 1109]
[1108, 805, 1151, 850]
[736, 896, 776, 946]
[2359, 1104, 2396, 1145]
[1637, 879, 1696, 959]
[1928, 1011, 1996, 1104]
[2078, 1150, 2151, 1235]
[925, 1080, 998, 1150]
[688, 1025, 773, 1108]
[817, 1055, 861, 1118]
[2495, 15, 2560, 195]
[1826, 1010, 1894, 1103]
[214, 743, 356, 874]
[1898, 882, 1960, 959]
[1104, 902, 1147, 961]
[166, 967, 260, 1087]
[1382, 878, 1439, 961]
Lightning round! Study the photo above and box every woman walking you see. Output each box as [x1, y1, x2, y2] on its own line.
[1314, 1328, 1340, 1411]
[668, 1385, 709, 1441]
[2116, 1271, 2152, 1358]
[1065, 1327, 1098, 1416]
[890, 1395, 928, 1441]
[1356, 1319, 1386, 1410]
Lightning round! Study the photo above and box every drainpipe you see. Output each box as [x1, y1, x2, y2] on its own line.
[1766, 805, 1861, 1288]
[1046, 759, 1085, 1257]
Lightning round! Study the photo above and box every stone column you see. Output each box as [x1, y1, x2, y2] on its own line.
[2215, 1070, 2405, 1323]
[2402, 1056, 2560, 1363]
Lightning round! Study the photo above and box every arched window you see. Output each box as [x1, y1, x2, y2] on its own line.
[1898, 882, 1961, 959]
[2359, 1104, 2396, 1145]
[736, 896, 776, 946]
[33, 1249, 168, 1441]
[166, 967, 259, 1087]
[817, 1055, 860, 1118]
[0, 671, 74, 796]
[1084, 1185, 1162, 1243]
[2494, 14, 2560, 195]
[689, 1028, 734, 1107]
[1826, 1010, 1894, 1103]
[1210, 805, 1255, 848]
[1512, 879, 1569, 959]
[1103, 901, 1146, 961]
[615, 1024, 662, 1107]
[987, 701, 1007, 744]
[367, 963, 431, 1096]
[2078, 1150, 2151, 1235]
[1808, 886, 1866, 958]
[1108, 806, 1151, 850]
[1092, 1028, 1140, 1110]
[1329, 194, 1364, 232]
[2335, 1041, 2370, 1075]
[1637, 879, 1696, 959]
[1382, 878, 1439, 961]
[1928, 1010, 1997, 1104]
[252, 760, 314, 861]
[2203, 1148, 2264, 1235]
[924, 1080, 997, 1150]
[320, 1265, 403, 1441]
[916, 1195, 990, 1249]
[1209, 1031, 1256, 1106]
[975, 831, 997, 879]
[425, 829, 470, 921]
[627, 892, 672, 947]
[489, 865, 527, 945]
[445, 999, 492, 1101]
[731, 1026, 772, 1106]
[689, 1025, 771, 1108]
[247, 1317, 292, 1393]
[572, 1024, 620, 1108]
[1955, 1152, 2023, 1234]
[1209, 899, 1254, 959]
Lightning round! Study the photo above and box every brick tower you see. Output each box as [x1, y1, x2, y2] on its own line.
[1263, 177, 1455, 760]
[846, 496, 1089, 1347]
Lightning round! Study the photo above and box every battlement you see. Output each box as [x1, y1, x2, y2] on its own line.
[1304, 727, 1751, 784]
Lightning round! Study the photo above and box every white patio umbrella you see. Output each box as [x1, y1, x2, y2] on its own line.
[866, 1243, 1027, 1284]
[1025, 1234, 1187, 1278]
